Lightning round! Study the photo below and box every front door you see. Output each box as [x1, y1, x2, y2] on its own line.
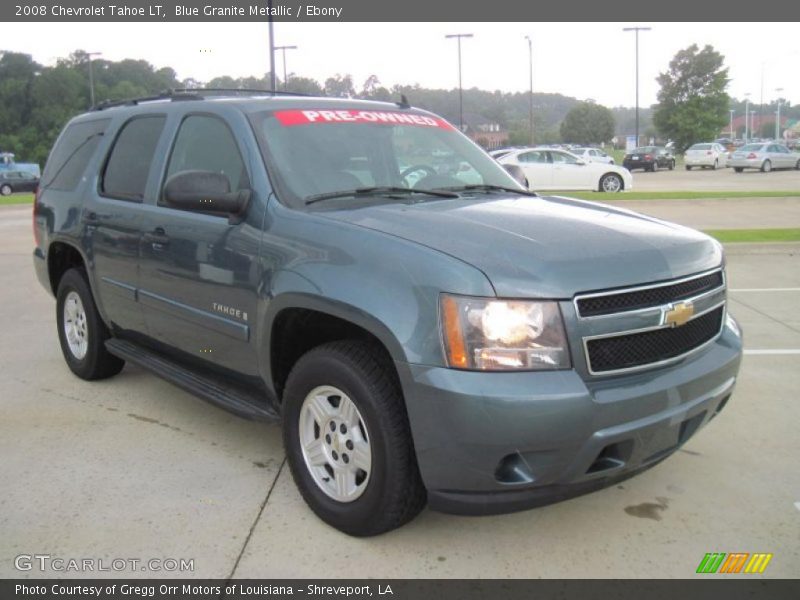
[515, 149, 552, 190]
[138, 112, 262, 376]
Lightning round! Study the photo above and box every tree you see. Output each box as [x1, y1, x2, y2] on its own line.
[559, 101, 615, 144]
[652, 44, 730, 153]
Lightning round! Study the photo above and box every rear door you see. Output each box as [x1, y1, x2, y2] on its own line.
[87, 114, 168, 334]
[514, 150, 552, 189]
[137, 111, 262, 376]
[549, 150, 591, 189]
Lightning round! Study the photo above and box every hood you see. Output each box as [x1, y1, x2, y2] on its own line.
[318, 195, 723, 298]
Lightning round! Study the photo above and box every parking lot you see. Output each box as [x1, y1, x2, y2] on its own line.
[1, 198, 798, 579]
[628, 164, 800, 191]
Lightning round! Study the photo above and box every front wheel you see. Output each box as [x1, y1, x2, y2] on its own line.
[712, 159, 719, 170]
[761, 160, 772, 173]
[56, 268, 125, 380]
[599, 173, 623, 192]
[282, 341, 426, 536]
[669, 160, 675, 170]
[0, 184, 12, 196]
[796, 159, 800, 170]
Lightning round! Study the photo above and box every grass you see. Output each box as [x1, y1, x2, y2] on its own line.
[0, 193, 34, 205]
[565, 190, 800, 201]
[702, 228, 800, 243]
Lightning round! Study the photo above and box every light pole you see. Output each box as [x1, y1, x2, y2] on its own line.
[775, 87, 784, 141]
[267, 0, 276, 91]
[729, 109, 735, 141]
[744, 93, 751, 142]
[444, 33, 473, 132]
[275, 45, 298, 91]
[525, 35, 534, 146]
[85, 51, 102, 108]
[622, 26, 651, 146]
[751, 111, 757, 140]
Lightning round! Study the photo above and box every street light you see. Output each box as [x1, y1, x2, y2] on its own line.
[267, 0, 276, 91]
[775, 87, 784, 141]
[85, 51, 102, 108]
[524, 35, 534, 145]
[444, 33, 474, 131]
[275, 45, 298, 91]
[622, 26, 652, 146]
[744, 93, 751, 142]
[729, 109, 735, 141]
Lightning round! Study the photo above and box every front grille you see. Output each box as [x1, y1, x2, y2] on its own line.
[577, 271, 724, 317]
[586, 306, 724, 373]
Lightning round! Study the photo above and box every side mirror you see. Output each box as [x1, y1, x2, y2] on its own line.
[164, 170, 250, 218]
[503, 164, 527, 187]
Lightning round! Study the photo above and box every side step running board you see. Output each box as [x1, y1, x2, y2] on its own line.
[106, 338, 280, 422]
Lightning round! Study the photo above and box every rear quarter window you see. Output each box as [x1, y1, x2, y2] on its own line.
[41, 119, 110, 191]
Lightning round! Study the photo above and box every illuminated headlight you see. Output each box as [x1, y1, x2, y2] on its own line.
[440, 294, 571, 371]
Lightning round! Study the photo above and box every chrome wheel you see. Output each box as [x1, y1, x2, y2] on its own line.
[600, 173, 622, 192]
[0, 184, 11, 196]
[63, 290, 88, 360]
[299, 385, 372, 503]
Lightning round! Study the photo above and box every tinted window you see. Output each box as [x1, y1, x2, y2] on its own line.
[42, 119, 110, 191]
[518, 150, 548, 163]
[550, 151, 579, 164]
[102, 116, 166, 201]
[162, 115, 247, 206]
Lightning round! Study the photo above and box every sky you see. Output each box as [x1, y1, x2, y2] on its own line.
[1, 22, 798, 108]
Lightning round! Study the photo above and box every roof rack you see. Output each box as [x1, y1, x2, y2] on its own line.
[91, 88, 313, 111]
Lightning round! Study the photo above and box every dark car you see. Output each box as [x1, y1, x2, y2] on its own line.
[0, 170, 39, 195]
[622, 146, 675, 172]
[33, 90, 741, 536]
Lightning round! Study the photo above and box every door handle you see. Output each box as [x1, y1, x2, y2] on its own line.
[143, 227, 170, 250]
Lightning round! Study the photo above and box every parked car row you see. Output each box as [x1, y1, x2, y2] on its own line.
[0, 170, 39, 195]
[728, 143, 800, 172]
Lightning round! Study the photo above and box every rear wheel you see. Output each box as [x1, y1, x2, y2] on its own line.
[669, 160, 675, 170]
[0, 184, 11, 196]
[795, 159, 800, 170]
[651, 161, 658, 172]
[761, 160, 772, 173]
[599, 173, 623, 192]
[282, 340, 426, 536]
[734, 167, 744, 173]
[712, 159, 719, 170]
[56, 268, 125, 380]
[685, 165, 692, 171]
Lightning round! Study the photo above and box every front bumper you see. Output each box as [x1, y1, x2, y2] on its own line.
[396, 319, 742, 515]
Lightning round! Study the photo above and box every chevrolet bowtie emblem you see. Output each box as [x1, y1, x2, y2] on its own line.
[664, 301, 694, 327]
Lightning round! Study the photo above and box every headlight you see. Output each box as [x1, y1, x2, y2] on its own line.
[440, 294, 571, 371]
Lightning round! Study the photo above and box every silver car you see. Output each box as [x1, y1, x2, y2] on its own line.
[728, 143, 800, 173]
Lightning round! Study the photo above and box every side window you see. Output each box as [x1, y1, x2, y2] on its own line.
[551, 151, 578, 164]
[42, 119, 110, 191]
[161, 114, 248, 207]
[519, 151, 547, 163]
[102, 116, 166, 201]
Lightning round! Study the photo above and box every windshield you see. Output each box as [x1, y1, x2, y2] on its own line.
[252, 108, 521, 206]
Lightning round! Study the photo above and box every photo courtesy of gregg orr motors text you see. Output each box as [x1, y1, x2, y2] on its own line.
[14, 555, 194, 573]
[14, 584, 386, 597]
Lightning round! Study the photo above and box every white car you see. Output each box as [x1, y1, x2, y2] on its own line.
[498, 147, 632, 192]
[569, 147, 615, 165]
[684, 143, 728, 170]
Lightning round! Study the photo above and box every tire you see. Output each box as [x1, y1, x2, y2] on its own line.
[761, 160, 772, 173]
[669, 160, 675, 170]
[712, 159, 718, 170]
[282, 340, 426, 536]
[685, 165, 692, 171]
[796, 159, 800, 170]
[56, 268, 125, 380]
[599, 173, 623, 192]
[734, 167, 744, 173]
[0, 184, 12, 196]
[651, 161, 658, 172]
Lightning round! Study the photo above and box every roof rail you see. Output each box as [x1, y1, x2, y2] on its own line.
[91, 88, 312, 111]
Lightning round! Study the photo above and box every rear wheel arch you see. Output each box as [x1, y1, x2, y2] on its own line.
[47, 242, 88, 295]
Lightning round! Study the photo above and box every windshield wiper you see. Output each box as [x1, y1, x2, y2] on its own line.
[443, 184, 538, 197]
[305, 186, 459, 205]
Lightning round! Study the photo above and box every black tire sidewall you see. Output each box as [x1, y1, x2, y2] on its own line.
[56, 269, 111, 379]
[282, 346, 411, 535]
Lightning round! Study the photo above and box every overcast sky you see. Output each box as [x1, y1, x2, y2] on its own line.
[2, 22, 798, 108]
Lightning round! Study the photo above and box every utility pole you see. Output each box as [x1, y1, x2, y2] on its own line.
[86, 52, 102, 108]
[267, 0, 276, 92]
[525, 35, 534, 146]
[744, 93, 751, 142]
[729, 109, 735, 141]
[622, 27, 651, 146]
[444, 33, 473, 132]
[775, 88, 784, 141]
[275, 45, 298, 91]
